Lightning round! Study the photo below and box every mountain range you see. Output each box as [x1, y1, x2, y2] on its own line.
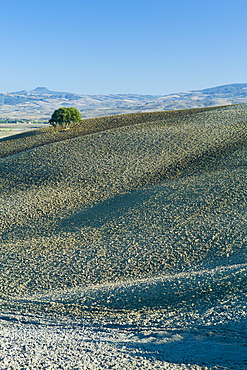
[1, 83, 247, 120]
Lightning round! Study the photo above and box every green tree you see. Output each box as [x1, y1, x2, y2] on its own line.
[49, 107, 82, 127]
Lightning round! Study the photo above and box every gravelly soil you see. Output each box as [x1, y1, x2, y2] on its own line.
[0, 105, 247, 369]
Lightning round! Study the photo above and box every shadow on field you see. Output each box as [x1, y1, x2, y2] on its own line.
[58, 138, 247, 233]
[59, 190, 145, 229]
[123, 322, 247, 369]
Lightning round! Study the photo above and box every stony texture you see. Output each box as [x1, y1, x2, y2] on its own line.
[0, 104, 247, 369]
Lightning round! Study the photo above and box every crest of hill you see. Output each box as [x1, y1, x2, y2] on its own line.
[0, 105, 234, 159]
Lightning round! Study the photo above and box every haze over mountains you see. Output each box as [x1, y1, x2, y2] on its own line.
[1, 83, 247, 120]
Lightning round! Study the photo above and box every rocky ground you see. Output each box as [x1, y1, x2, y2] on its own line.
[0, 105, 247, 369]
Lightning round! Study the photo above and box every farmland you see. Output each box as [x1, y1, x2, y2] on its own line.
[0, 104, 247, 369]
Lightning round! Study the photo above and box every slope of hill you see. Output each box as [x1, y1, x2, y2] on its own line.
[1, 83, 247, 120]
[0, 104, 247, 369]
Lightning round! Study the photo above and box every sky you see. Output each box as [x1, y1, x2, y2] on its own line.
[1, 0, 247, 95]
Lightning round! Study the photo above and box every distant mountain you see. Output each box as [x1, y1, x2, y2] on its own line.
[1, 83, 247, 120]
[28, 87, 56, 95]
[13, 87, 73, 97]
[199, 83, 247, 96]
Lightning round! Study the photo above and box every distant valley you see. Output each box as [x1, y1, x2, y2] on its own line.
[1, 83, 247, 120]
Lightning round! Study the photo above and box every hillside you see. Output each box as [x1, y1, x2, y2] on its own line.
[1, 83, 247, 120]
[0, 104, 247, 369]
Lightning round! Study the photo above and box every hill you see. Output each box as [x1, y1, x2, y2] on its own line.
[0, 104, 247, 369]
[1, 83, 247, 120]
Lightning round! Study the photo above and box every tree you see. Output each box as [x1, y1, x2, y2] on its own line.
[49, 107, 82, 127]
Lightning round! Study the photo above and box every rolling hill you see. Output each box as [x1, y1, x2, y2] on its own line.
[0, 104, 247, 369]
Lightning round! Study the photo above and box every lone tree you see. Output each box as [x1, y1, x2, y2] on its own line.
[49, 107, 82, 127]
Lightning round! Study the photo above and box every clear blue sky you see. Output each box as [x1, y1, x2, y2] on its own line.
[1, 0, 247, 95]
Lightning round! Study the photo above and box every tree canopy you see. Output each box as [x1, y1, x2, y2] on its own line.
[49, 107, 82, 127]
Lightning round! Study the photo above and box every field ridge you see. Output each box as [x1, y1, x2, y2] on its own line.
[0, 105, 231, 159]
